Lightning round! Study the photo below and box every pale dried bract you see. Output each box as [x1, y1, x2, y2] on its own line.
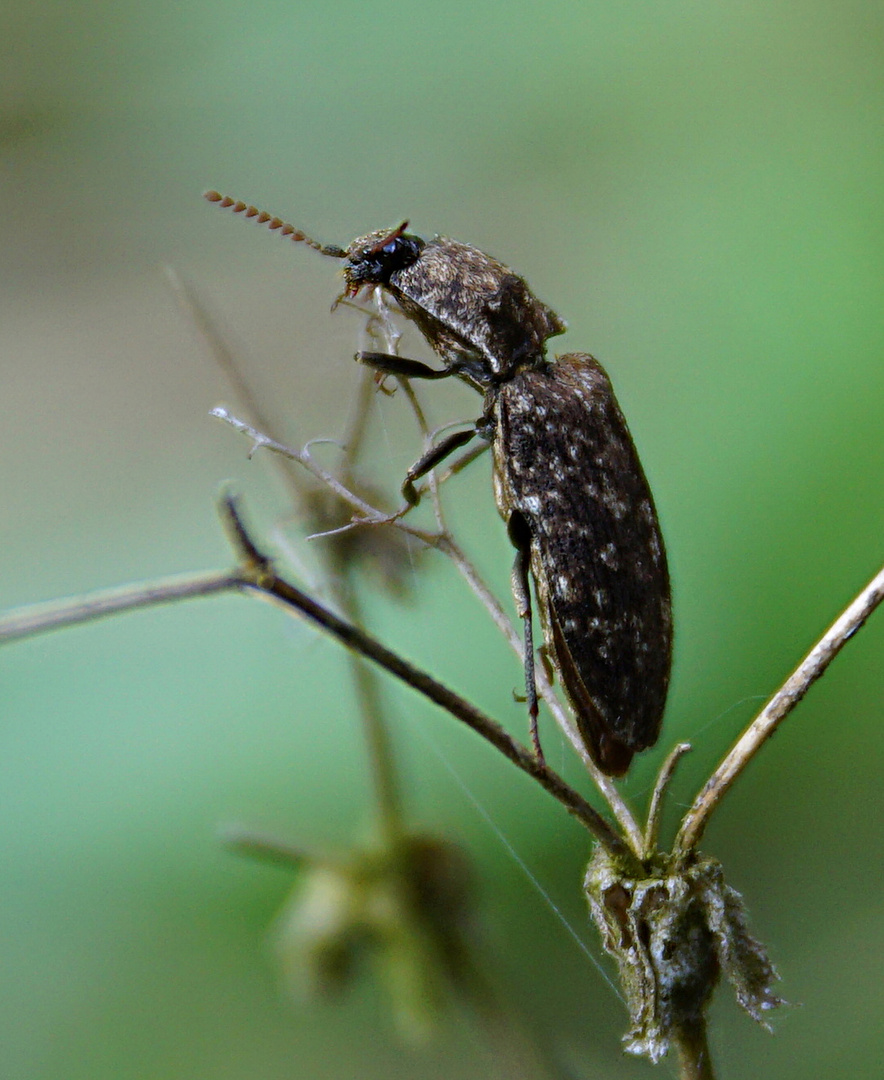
[584, 847, 784, 1063]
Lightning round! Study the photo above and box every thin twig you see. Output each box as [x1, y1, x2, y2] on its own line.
[0, 500, 627, 856]
[165, 267, 275, 447]
[337, 365, 377, 487]
[219, 825, 311, 870]
[219, 495, 630, 856]
[437, 532, 645, 857]
[212, 407, 439, 546]
[643, 742, 692, 859]
[0, 570, 240, 643]
[166, 266, 320, 522]
[674, 561, 884, 859]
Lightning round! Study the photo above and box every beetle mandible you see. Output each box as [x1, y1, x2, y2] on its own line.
[205, 191, 672, 776]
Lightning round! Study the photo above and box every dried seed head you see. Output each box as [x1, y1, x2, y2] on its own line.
[273, 834, 481, 1039]
[585, 847, 784, 1063]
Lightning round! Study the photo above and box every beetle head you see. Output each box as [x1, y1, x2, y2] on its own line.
[342, 223, 425, 296]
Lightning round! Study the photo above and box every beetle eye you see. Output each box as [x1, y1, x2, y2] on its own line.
[344, 230, 425, 288]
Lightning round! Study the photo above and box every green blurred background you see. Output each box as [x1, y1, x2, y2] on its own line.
[2, 1, 883, 1076]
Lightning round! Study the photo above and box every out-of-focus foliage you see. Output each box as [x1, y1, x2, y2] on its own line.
[2, 2, 883, 1077]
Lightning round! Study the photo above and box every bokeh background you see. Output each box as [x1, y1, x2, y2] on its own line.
[2, 2, 883, 1077]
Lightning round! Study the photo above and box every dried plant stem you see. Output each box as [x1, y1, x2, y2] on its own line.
[674, 561, 884, 858]
[335, 585, 405, 842]
[0, 570, 239, 643]
[643, 742, 692, 859]
[219, 825, 310, 870]
[213, 404, 648, 853]
[212, 407, 441, 544]
[672, 1018, 714, 1080]
[437, 532, 645, 857]
[0, 496, 627, 856]
[217, 495, 628, 854]
[170, 273, 409, 843]
[165, 267, 278, 468]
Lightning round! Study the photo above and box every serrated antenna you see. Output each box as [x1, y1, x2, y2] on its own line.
[203, 190, 346, 258]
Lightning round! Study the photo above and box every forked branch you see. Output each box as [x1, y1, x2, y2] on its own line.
[0, 493, 628, 858]
[674, 561, 884, 859]
[0, 570, 239, 643]
[217, 494, 629, 855]
[213, 404, 647, 854]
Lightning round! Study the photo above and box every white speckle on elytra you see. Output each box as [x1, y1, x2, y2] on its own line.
[556, 574, 573, 598]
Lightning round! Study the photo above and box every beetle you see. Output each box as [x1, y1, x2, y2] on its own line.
[205, 191, 672, 776]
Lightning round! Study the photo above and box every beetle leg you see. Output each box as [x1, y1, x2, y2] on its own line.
[356, 351, 451, 380]
[355, 351, 481, 504]
[508, 511, 543, 763]
[401, 427, 478, 505]
[538, 643, 557, 686]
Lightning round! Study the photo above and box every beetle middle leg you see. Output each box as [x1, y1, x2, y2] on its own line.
[357, 351, 482, 506]
[507, 510, 543, 763]
[399, 427, 479, 505]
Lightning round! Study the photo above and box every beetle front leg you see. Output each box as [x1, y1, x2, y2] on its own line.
[356, 351, 451, 380]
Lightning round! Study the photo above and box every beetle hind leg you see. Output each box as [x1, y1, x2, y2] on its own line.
[508, 511, 543, 763]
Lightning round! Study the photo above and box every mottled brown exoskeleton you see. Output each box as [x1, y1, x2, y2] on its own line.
[205, 191, 672, 776]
